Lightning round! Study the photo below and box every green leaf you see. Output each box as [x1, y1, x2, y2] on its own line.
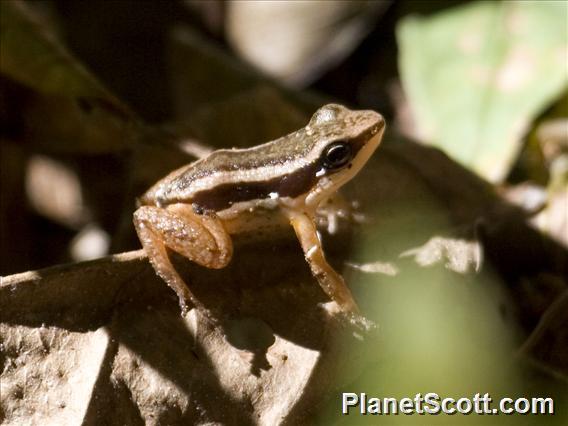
[397, 1, 568, 182]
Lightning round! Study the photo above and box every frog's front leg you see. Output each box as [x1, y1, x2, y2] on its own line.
[289, 212, 374, 330]
[133, 203, 232, 318]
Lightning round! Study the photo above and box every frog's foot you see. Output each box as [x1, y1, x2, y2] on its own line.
[180, 299, 221, 328]
[346, 312, 377, 334]
[319, 302, 377, 334]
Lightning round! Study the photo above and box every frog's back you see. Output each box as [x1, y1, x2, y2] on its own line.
[183, 129, 314, 179]
[140, 129, 318, 209]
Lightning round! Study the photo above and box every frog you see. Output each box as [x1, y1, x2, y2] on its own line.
[134, 104, 385, 330]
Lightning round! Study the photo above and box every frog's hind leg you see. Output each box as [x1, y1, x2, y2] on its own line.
[133, 203, 232, 319]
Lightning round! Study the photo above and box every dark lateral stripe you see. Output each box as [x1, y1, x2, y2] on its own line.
[190, 161, 321, 212]
[188, 131, 370, 212]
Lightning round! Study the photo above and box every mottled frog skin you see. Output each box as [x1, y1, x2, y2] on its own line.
[134, 104, 385, 330]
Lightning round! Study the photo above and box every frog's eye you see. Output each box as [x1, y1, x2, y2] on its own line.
[322, 141, 352, 170]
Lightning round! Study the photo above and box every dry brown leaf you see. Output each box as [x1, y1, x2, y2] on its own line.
[3, 139, 567, 424]
[1, 241, 374, 425]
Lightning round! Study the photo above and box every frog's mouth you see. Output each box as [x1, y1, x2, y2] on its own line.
[349, 119, 385, 175]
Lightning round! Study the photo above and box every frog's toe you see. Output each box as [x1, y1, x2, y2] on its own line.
[319, 301, 343, 317]
[317, 302, 377, 335]
[348, 313, 377, 334]
[179, 299, 190, 315]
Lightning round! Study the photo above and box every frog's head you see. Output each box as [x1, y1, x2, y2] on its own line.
[304, 104, 385, 207]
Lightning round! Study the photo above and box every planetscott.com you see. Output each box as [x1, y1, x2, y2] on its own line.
[342, 392, 554, 416]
